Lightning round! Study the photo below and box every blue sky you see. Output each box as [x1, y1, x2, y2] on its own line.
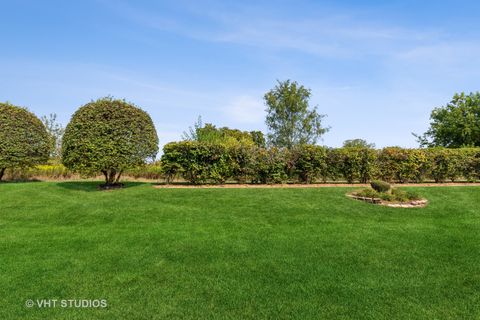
[1, 0, 479, 149]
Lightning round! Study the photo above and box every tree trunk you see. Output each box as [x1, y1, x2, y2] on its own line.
[102, 170, 108, 183]
[107, 170, 116, 185]
[114, 170, 123, 184]
[102, 169, 124, 186]
[0, 168, 5, 181]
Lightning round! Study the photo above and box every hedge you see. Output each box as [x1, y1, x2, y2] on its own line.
[160, 142, 480, 184]
[2, 143, 479, 183]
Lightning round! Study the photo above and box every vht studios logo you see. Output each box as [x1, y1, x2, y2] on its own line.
[25, 299, 108, 308]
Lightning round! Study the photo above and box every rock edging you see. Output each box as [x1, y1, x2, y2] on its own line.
[346, 194, 428, 208]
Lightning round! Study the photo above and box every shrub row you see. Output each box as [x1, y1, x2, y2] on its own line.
[160, 142, 480, 184]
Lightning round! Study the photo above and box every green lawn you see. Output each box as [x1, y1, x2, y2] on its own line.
[0, 182, 479, 319]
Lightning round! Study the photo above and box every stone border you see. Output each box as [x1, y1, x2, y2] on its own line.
[346, 194, 428, 208]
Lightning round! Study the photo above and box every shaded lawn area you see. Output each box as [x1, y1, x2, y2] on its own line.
[0, 182, 479, 319]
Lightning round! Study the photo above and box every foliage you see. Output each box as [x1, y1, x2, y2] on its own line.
[61, 97, 159, 185]
[40, 113, 65, 159]
[370, 180, 391, 193]
[264, 80, 329, 148]
[228, 144, 256, 183]
[377, 147, 429, 183]
[160, 142, 480, 184]
[161, 141, 231, 184]
[0, 102, 50, 180]
[354, 187, 421, 202]
[124, 162, 163, 180]
[415, 92, 480, 147]
[334, 147, 377, 183]
[425, 148, 473, 183]
[343, 139, 375, 149]
[2, 163, 72, 181]
[291, 145, 328, 183]
[252, 147, 290, 184]
[182, 116, 265, 147]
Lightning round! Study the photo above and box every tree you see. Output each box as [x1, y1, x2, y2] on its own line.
[41, 113, 65, 159]
[62, 97, 159, 186]
[415, 92, 480, 148]
[343, 139, 375, 149]
[0, 102, 50, 180]
[264, 80, 329, 148]
[183, 116, 266, 147]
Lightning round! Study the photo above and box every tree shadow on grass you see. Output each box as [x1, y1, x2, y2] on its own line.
[56, 181, 149, 192]
[0, 179, 42, 184]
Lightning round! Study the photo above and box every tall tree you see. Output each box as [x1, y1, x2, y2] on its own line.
[264, 80, 329, 148]
[41, 113, 65, 159]
[415, 92, 480, 147]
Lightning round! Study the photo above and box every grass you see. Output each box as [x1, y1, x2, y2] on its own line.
[0, 182, 479, 319]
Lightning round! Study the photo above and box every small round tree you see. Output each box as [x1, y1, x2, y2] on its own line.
[0, 103, 50, 181]
[62, 97, 159, 187]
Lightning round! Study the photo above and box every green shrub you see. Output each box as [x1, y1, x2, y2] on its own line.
[160, 142, 480, 185]
[334, 147, 377, 183]
[160, 141, 231, 184]
[0, 103, 50, 181]
[229, 144, 256, 183]
[377, 147, 429, 183]
[370, 180, 391, 193]
[252, 147, 290, 184]
[292, 145, 328, 183]
[354, 187, 422, 203]
[62, 97, 159, 185]
[355, 188, 379, 198]
[390, 188, 422, 202]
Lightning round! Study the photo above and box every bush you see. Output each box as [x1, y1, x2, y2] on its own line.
[341, 147, 377, 183]
[355, 188, 379, 198]
[159, 142, 480, 184]
[0, 103, 50, 181]
[160, 141, 231, 184]
[377, 148, 429, 183]
[354, 187, 422, 202]
[426, 148, 473, 182]
[390, 188, 422, 202]
[370, 180, 391, 193]
[229, 144, 256, 183]
[251, 147, 290, 184]
[292, 145, 328, 183]
[62, 97, 158, 186]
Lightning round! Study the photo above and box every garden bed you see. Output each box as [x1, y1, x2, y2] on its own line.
[347, 193, 428, 208]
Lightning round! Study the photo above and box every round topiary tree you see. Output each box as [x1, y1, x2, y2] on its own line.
[0, 102, 50, 181]
[62, 97, 159, 187]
